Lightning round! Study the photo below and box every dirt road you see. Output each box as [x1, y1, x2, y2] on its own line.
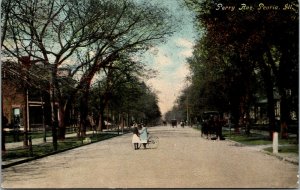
[1, 126, 298, 188]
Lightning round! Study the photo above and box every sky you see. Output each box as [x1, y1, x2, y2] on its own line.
[143, 0, 197, 116]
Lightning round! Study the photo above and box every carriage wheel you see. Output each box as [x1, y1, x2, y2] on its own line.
[147, 136, 159, 149]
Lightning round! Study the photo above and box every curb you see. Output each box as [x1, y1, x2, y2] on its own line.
[263, 150, 299, 165]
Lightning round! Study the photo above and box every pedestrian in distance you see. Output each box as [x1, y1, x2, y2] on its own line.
[132, 126, 140, 150]
[180, 120, 185, 128]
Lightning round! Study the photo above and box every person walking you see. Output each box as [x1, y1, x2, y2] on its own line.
[180, 120, 185, 128]
[138, 124, 148, 149]
[132, 126, 140, 150]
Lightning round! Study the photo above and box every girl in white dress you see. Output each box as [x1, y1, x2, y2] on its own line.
[132, 127, 140, 150]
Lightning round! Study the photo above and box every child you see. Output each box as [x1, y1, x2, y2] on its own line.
[138, 124, 148, 149]
[132, 126, 140, 150]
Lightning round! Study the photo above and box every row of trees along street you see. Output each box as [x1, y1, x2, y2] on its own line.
[165, 0, 298, 140]
[1, 0, 176, 151]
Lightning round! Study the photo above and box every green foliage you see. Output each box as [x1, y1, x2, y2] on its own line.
[223, 130, 298, 149]
[2, 0, 174, 136]
[89, 73, 161, 125]
[264, 145, 298, 154]
[223, 131, 271, 145]
[180, 0, 298, 126]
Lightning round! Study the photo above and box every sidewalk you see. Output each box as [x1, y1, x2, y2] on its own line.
[2, 130, 125, 166]
[229, 140, 299, 165]
[222, 127, 298, 165]
[4, 130, 124, 150]
[4, 131, 87, 150]
[254, 144, 298, 165]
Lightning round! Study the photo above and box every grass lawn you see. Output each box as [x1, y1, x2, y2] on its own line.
[264, 145, 299, 154]
[223, 131, 272, 145]
[2, 133, 119, 161]
[222, 130, 298, 154]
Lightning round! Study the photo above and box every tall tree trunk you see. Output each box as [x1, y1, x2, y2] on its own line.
[79, 76, 96, 137]
[266, 76, 276, 140]
[23, 88, 29, 147]
[2, 112, 7, 152]
[97, 96, 106, 132]
[97, 114, 104, 131]
[20, 58, 30, 147]
[79, 91, 89, 137]
[259, 54, 276, 140]
[267, 46, 291, 139]
[58, 105, 66, 140]
[279, 93, 289, 138]
[240, 95, 251, 136]
[278, 49, 290, 139]
[50, 66, 58, 150]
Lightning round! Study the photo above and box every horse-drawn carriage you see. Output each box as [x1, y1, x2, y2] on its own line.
[200, 111, 224, 140]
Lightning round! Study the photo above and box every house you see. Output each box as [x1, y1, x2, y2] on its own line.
[2, 61, 53, 132]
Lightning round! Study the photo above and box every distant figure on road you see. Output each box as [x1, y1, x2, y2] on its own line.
[171, 119, 177, 128]
[139, 124, 148, 149]
[180, 120, 185, 128]
[132, 126, 140, 150]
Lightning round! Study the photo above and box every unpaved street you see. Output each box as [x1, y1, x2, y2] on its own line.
[1, 126, 298, 188]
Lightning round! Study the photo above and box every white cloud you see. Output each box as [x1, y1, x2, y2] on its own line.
[147, 78, 177, 114]
[145, 37, 194, 115]
[174, 63, 190, 79]
[175, 38, 194, 49]
[180, 49, 193, 58]
[147, 60, 190, 115]
[142, 0, 196, 116]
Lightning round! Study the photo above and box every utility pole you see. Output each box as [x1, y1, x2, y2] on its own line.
[186, 79, 190, 126]
[25, 88, 29, 146]
[41, 95, 46, 143]
[20, 56, 30, 147]
[186, 94, 189, 126]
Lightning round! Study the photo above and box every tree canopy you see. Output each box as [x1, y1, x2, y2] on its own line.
[1, 0, 176, 140]
[171, 0, 299, 136]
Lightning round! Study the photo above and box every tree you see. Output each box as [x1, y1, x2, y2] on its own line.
[2, 0, 176, 140]
[184, 0, 298, 138]
[88, 54, 146, 131]
[89, 64, 161, 131]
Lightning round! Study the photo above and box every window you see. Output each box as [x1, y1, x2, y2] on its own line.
[12, 108, 21, 126]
